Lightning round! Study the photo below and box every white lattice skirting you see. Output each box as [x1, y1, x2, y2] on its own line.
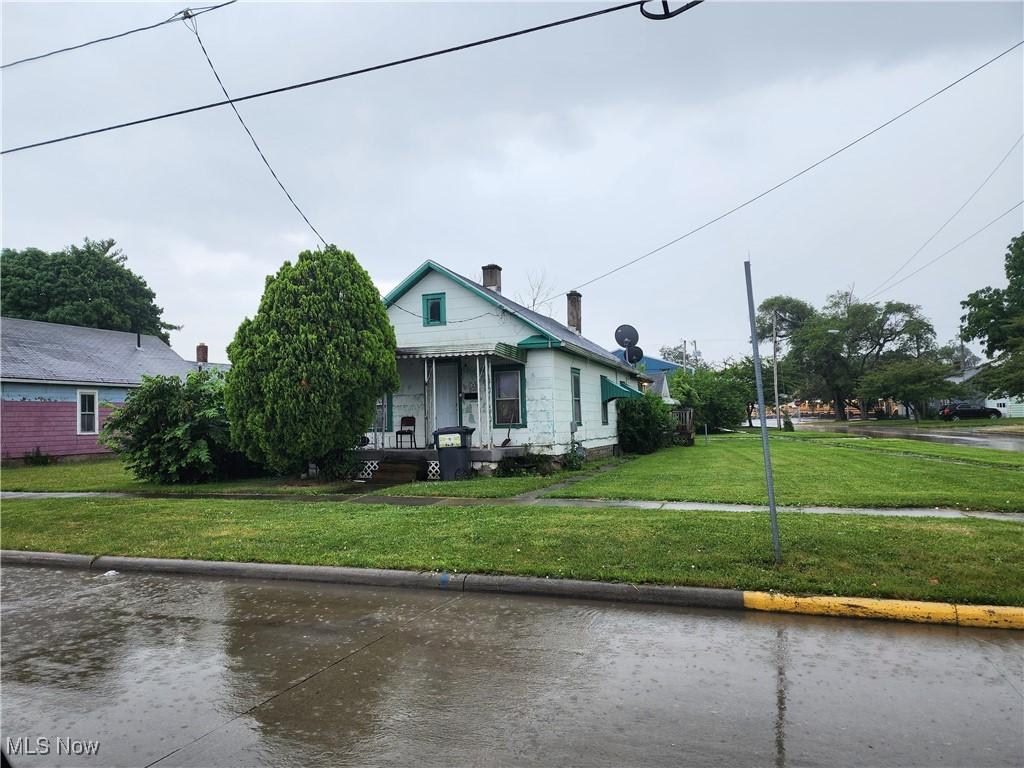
[427, 461, 441, 480]
[357, 460, 379, 480]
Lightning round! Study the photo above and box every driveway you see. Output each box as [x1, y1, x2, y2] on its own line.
[2, 566, 1021, 767]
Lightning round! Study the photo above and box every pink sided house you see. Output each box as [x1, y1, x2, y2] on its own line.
[1, 317, 206, 463]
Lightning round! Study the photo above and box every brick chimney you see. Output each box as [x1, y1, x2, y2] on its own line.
[566, 291, 582, 334]
[481, 264, 502, 293]
[196, 343, 209, 365]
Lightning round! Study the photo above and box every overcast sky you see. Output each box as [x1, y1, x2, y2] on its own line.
[3, 1, 1022, 364]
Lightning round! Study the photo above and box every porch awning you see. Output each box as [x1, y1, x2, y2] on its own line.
[396, 344, 526, 364]
[602, 377, 643, 403]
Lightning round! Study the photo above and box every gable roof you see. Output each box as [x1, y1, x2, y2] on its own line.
[384, 260, 635, 374]
[1, 317, 195, 386]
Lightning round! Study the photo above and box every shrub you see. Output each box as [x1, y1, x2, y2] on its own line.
[668, 365, 749, 433]
[561, 435, 587, 471]
[616, 393, 673, 454]
[23, 447, 51, 466]
[101, 370, 257, 484]
[495, 448, 554, 477]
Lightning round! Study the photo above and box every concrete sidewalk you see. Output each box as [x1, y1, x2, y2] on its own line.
[3, 489, 1022, 522]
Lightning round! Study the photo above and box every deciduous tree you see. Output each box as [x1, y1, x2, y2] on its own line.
[960, 233, 1024, 398]
[1, 238, 175, 341]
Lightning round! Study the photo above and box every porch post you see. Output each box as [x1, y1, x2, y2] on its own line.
[431, 357, 437, 446]
[486, 357, 493, 448]
[475, 356, 482, 449]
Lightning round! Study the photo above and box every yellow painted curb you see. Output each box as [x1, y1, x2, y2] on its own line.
[743, 592, 1024, 630]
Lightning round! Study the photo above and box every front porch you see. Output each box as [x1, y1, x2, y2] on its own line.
[365, 343, 532, 451]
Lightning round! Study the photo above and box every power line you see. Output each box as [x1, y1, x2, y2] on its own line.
[1, 1, 237, 70]
[183, 13, 328, 247]
[537, 38, 1024, 304]
[1, 0, 702, 155]
[868, 200, 1023, 299]
[862, 133, 1023, 300]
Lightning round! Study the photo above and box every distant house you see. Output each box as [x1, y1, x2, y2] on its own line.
[366, 261, 643, 468]
[610, 349, 693, 376]
[1, 317, 211, 462]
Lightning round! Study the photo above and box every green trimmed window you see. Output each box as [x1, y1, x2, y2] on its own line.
[422, 293, 446, 326]
[493, 365, 526, 428]
[571, 367, 582, 425]
[373, 393, 393, 431]
[600, 376, 609, 425]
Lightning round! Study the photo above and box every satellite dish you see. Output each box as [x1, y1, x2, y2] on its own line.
[615, 324, 639, 348]
[625, 346, 644, 364]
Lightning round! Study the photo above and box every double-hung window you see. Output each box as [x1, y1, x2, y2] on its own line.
[571, 368, 582, 426]
[493, 366, 525, 427]
[77, 390, 98, 435]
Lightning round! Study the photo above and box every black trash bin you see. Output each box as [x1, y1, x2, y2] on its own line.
[432, 426, 476, 480]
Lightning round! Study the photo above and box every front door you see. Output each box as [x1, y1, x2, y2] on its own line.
[435, 362, 460, 429]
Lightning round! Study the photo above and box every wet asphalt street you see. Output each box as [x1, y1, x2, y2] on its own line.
[2, 566, 1021, 768]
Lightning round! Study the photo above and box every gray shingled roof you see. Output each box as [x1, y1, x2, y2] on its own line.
[447, 266, 634, 373]
[1, 317, 195, 386]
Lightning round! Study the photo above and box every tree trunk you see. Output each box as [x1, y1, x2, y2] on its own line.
[746, 403, 754, 428]
[835, 395, 847, 421]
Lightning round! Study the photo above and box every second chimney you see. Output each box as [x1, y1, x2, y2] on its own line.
[196, 343, 209, 365]
[566, 291, 582, 335]
[482, 264, 502, 293]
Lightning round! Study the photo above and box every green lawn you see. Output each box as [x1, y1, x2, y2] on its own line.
[0, 459, 361, 495]
[806, 417, 1024, 432]
[549, 436, 1024, 511]
[2, 497, 1021, 605]
[377, 459, 623, 498]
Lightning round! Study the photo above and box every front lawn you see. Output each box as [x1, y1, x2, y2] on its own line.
[549, 436, 1024, 511]
[377, 458, 623, 498]
[2, 497, 1021, 606]
[0, 458, 362, 495]
[805, 417, 1024, 432]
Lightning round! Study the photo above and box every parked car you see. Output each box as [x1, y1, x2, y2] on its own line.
[938, 403, 1002, 421]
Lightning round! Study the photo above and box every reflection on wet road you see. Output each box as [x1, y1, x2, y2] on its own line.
[2, 566, 1021, 767]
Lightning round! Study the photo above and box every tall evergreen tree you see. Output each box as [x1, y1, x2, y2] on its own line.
[224, 246, 399, 476]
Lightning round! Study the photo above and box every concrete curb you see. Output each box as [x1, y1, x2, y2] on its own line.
[3, 550, 1021, 630]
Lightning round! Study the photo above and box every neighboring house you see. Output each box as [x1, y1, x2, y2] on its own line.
[987, 396, 1024, 417]
[644, 371, 679, 405]
[368, 261, 643, 465]
[1, 317, 209, 462]
[610, 350, 692, 376]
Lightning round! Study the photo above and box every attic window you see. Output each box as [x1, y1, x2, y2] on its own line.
[422, 293, 446, 326]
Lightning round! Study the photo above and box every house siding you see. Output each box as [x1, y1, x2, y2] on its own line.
[1, 382, 130, 460]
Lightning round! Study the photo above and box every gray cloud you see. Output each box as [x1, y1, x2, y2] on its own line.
[3, 1, 1021, 364]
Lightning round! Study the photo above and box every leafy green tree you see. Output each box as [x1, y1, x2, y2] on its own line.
[1, 238, 175, 341]
[101, 370, 254, 483]
[857, 358, 960, 421]
[960, 233, 1024, 398]
[225, 246, 399, 476]
[755, 295, 817, 341]
[778, 291, 935, 419]
[669, 363, 749, 432]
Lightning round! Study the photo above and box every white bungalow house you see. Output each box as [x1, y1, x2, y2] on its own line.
[363, 261, 643, 471]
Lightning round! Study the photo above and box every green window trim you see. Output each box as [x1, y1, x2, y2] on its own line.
[600, 376, 609, 425]
[571, 367, 582, 426]
[374, 393, 394, 432]
[492, 364, 527, 428]
[421, 292, 446, 326]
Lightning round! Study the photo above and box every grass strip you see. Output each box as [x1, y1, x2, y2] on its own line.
[550, 440, 1024, 511]
[2, 497, 1021, 606]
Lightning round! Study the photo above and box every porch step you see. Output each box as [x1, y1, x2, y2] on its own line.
[365, 461, 421, 485]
